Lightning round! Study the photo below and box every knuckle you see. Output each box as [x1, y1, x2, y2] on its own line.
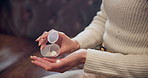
[59, 32, 65, 36]
[43, 31, 48, 33]
[61, 32, 65, 34]
[42, 31, 48, 35]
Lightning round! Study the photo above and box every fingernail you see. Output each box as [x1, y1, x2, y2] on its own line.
[40, 47, 42, 50]
[31, 61, 34, 63]
[40, 46, 43, 50]
[30, 56, 33, 58]
[36, 37, 40, 41]
[38, 42, 41, 46]
[33, 56, 37, 57]
[41, 45, 45, 50]
[31, 56, 38, 58]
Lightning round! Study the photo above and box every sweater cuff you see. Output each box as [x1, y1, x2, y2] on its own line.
[84, 49, 120, 76]
[72, 37, 88, 49]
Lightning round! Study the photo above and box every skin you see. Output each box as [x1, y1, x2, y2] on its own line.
[31, 30, 87, 73]
[36, 30, 80, 54]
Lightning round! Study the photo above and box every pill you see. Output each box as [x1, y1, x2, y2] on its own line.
[56, 60, 61, 63]
[45, 52, 51, 56]
[44, 51, 58, 57]
[50, 51, 57, 56]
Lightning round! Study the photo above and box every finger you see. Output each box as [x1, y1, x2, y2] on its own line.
[37, 31, 49, 45]
[40, 44, 46, 50]
[30, 56, 50, 64]
[58, 32, 65, 36]
[42, 58, 58, 63]
[31, 60, 48, 69]
[30, 56, 38, 60]
[38, 38, 47, 46]
[35, 57, 51, 64]
[35, 36, 41, 42]
[40, 31, 49, 39]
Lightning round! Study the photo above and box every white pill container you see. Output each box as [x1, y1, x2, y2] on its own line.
[41, 30, 60, 57]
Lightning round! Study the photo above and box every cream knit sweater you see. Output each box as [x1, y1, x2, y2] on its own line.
[73, 0, 148, 77]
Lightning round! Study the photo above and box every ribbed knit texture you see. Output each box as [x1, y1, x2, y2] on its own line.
[73, 0, 148, 77]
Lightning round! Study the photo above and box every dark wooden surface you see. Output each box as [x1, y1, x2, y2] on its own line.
[0, 34, 78, 78]
[0, 34, 57, 78]
[0, 52, 58, 78]
[0, 34, 36, 72]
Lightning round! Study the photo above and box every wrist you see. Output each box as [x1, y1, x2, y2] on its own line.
[72, 40, 80, 52]
[80, 49, 87, 64]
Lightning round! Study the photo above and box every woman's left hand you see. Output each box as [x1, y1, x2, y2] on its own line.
[30, 49, 87, 73]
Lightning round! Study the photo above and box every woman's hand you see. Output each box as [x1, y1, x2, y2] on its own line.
[36, 30, 80, 54]
[30, 49, 87, 73]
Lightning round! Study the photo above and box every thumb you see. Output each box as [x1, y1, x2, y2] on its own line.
[59, 47, 66, 55]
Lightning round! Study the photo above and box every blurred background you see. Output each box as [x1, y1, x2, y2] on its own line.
[0, 0, 102, 78]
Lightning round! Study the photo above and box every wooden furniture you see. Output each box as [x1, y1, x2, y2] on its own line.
[0, 34, 55, 78]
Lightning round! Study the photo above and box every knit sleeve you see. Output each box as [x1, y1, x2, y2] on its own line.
[72, 4, 107, 49]
[84, 49, 148, 77]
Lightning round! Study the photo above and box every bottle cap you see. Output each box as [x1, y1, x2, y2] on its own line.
[47, 30, 59, 43]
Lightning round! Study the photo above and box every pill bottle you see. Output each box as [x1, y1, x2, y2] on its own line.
[41, 30, 60, 57]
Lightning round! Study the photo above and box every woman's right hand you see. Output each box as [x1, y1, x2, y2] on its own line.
[35, 30, 80, 54]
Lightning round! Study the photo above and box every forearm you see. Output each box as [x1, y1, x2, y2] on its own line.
[84, 49, 148, 78]
[72, 24, 104, 49]
[72, 4, 107, 49]
[71, 39, 80, 52]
